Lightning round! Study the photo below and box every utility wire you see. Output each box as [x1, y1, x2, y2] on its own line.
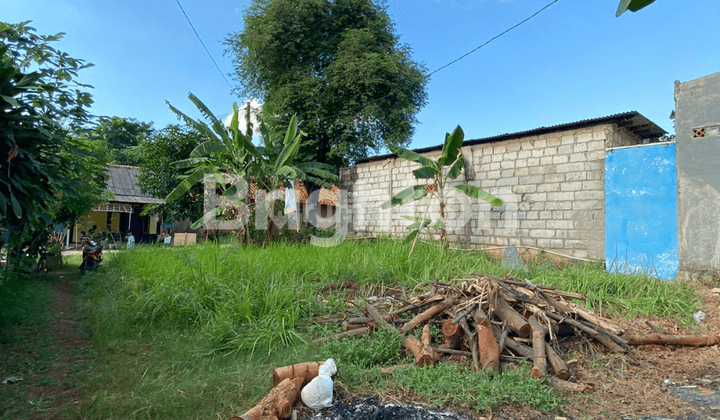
[175, 0, 234, 90]
[428, 0, 560, 77]
[233, 0, 560, 127]
[280, 0, 560, 125]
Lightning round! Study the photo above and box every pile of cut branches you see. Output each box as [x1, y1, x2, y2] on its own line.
[314, 274, 719, 391]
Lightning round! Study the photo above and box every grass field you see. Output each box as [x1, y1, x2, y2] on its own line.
[0, 239, 701, 419]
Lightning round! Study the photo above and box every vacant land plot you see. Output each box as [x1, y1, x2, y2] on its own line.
[1, 239, 718, 420]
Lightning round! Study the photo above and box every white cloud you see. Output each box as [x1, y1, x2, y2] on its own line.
[223, 99, 262, 135]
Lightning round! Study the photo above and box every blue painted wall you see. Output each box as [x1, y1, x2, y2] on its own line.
[605, 143, 678, 279]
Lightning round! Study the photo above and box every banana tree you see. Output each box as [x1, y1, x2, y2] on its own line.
[249, 114, 338, 241]
[382, 125, 502, 255]
[165, 94, 256, 232]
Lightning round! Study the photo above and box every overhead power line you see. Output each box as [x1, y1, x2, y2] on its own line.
[428, 0, 560, 77]
[175, 0, 234, 90]
[285, 0, 561, 126]
[221, 0, 560, 128]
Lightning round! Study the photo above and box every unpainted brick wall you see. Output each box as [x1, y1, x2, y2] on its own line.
[340, 124, 642, 259]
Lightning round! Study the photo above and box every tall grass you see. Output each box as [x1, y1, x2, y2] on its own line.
[90, 239, 699, 356]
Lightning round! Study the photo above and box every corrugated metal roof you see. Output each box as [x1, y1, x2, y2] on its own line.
[356, 111, 667, 164]
[106, 165, 164, 205]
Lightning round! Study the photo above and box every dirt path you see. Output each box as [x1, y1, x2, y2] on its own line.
[0, 268, 89, 420]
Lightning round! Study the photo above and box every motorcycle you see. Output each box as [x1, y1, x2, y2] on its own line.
[79, 232, 103, 274]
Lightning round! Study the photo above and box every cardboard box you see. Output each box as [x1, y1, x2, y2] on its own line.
[174, 233, 196, 246]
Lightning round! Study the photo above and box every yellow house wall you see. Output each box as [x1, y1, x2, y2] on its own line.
[110, 213, 120, 231]
[79, 211, 106, 230]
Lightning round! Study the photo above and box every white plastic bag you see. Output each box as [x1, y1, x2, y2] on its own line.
[301, 358, 337, 410]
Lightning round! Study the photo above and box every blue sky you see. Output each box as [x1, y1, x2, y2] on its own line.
[4, 0, 720, 152]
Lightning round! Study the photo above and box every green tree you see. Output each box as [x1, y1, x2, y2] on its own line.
[164, 94, 256, 232]
[165, 94, 337, 242]
[250, 112, 338, 241]
[0, 21, 104, 266]
[224, 0, 428, 168]
[136, 125, 205, 223]
[88, 116, 154, 165]
[382, 126, 501, 255]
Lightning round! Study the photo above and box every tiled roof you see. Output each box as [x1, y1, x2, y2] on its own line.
[106, 165, 164, 205]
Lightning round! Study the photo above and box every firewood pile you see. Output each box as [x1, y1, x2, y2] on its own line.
[314, 274, 719, 391]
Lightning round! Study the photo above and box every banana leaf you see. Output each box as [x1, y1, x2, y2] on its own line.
[455, 184, 502, 207]
[382, 185, 429, 209]
[438, 126, 464, 167]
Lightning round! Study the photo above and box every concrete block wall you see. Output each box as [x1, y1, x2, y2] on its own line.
[341, 123, 643, 259]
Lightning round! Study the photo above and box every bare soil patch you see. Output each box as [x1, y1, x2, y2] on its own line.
[0, 271, 89, 420]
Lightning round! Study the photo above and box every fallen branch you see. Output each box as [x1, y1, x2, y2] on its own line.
[545, 343, 570, 380]
[551, 377, 591, 393]
[366, 304, 394, 331]
[627, 333, 720, 346]
[399, 298, 455, 335]
[310, 327, 369, 344]
[545, 312, 625, 353]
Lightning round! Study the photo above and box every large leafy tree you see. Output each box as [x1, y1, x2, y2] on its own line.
[136, 125, 205, 223]
[88, 116, 154, 165]
[1, 21, 105, 265]
[224, 0, 428, 167]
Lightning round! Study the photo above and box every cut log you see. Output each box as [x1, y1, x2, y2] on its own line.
[310, 327, 368, 344]
[399, 298, 455, 335]
[627, 333, 720, 346]
[492, 294, 531, 338]
[272, 361, 324, 386]
[237, 376, 304, 420]
[551, 377, 591, 392]
[421, 324, 433, 346]
[475, 307, 500, 372]
[528, 315, 547, 378]
[404, 334, 440, 367]
[545, 343, 570, 380]
[441, 318, 462, 349]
